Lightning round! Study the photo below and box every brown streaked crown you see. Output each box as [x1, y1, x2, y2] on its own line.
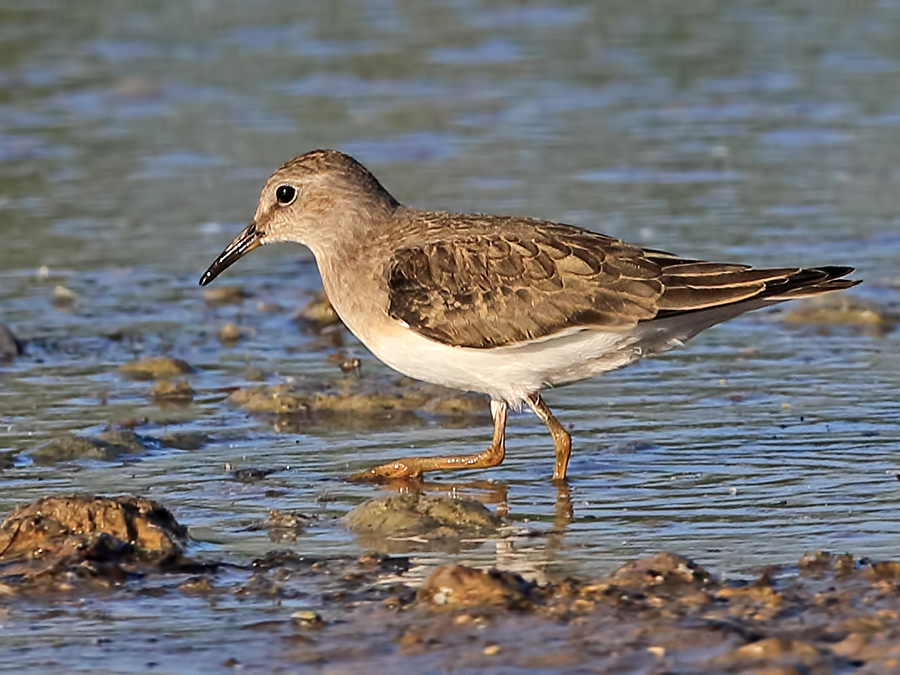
[271, 149, 400, 209]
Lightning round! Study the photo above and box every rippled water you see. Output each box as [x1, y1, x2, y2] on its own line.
[2, 0, 900, 669]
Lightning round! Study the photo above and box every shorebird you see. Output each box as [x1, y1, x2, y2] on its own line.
[200, 149, 859, 482]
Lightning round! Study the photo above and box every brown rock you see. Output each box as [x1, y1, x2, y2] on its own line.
[417, 564, 533, 610]
[830, 632, 869, 658]
[717, 585, 783, 606]
[863, 560, 900, 581]
[731, 637, 819, 662]
[217, 322, 242, 344]
[798, 550, 855, 575]
[0, 495, 186, 559]
[52, 285, 77, 309]
[120, 356, 193, 380]
[151, 379, 194, 403]
[0, 495, 188, 588]
[798, 549, 834, 570]
[605, 552, 712, 589]
[203, 285, 247, 305]
[231, 379, 485, 416]
[295, 293, 340, 326]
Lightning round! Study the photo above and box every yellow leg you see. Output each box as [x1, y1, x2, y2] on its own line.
[525, 392, 571, 481]
[349, 400, 508, 481]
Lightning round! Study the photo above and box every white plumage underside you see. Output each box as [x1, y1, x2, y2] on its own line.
[365, 299, 775, 405]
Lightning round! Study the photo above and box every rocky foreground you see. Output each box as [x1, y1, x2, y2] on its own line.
[1, 494, 900, 673]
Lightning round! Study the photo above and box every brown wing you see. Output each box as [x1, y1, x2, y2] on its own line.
[386, 222, 858, 349]
[386, 226, 663, 348]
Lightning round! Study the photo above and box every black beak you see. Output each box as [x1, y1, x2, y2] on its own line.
[199, 222, 262, 286]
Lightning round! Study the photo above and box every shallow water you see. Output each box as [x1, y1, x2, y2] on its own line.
[1, 0, 900, 670]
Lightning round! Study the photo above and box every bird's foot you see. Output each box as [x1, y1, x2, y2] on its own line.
[348, 458, 423, 482]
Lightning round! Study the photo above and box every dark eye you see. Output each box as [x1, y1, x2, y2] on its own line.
[276, 184, 296, 205]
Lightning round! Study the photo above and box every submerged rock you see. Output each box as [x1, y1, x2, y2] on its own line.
[217, 322, 243, 345]
[295, 292, 341, 327]
[151, 379, 195, 404]
[0, 495, 188, 589]
[782, 294, 895, 332]
[158, 431, 210, 450]
[96, 430, 153, 453]
[714, 637, 822, 669]
[0, 451, 15, 470]
[31, 430, 155, 464]
[52, 285, 77, 309]
[120, 355, 193, 380]
[231, 377, 486, 418]
[231, 467, 276, 483]
[261, 509, 314, 542]
[203, 285, 247, 305]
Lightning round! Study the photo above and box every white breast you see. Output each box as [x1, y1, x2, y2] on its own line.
[363, 322, 642, 404]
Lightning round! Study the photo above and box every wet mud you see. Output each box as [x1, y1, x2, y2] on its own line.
[4, 495, 900, 672]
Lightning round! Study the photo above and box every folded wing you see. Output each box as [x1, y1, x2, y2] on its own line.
[386, 221, 858, 349]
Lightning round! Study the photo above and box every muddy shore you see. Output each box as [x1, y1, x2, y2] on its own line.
[1, 292, 897, 672]
[1, 493, 899, 673]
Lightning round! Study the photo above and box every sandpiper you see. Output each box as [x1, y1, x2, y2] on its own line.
[200, 149, 859, 482]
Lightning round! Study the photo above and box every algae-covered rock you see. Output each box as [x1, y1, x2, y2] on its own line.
[32, 436, 110, 463]
[31, 431, 154, 464]
[97, 430, 153, 453]
[158, 432, 210, 450]
[231, 377, 485, 417]
[345, 493, 499, 553]
[782, 294, 895, 332]
[120, 355, 193, 380]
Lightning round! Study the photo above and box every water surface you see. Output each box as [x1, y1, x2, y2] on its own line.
[1, 0, 899, 670]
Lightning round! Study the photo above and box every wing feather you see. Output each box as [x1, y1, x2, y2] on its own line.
[385, 219, 858, 349]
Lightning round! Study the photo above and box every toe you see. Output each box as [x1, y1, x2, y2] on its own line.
[347, 459, 420, 482]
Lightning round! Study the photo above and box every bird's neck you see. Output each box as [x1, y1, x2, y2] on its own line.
[310, 204, 404, 343]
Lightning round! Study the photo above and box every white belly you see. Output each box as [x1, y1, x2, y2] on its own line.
[363, 322, 642, 404]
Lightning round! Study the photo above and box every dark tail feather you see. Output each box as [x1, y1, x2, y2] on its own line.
[655, 264, 860, 319]
[762, 266, 860, 300]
